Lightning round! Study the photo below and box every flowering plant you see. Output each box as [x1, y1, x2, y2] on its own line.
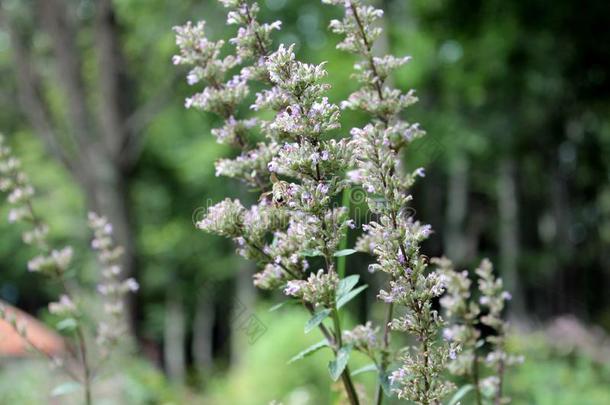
[175, 1, 520, 404]
[0, 134, 138, 404]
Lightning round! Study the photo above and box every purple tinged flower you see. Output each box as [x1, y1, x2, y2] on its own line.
[389, 368, 406, 385]
[124, 278, 140, 292]
[415, 167, 425, 178]
[284, 281, 302, 296]
[350, 127, 362, 137]
[8, 208, 24, 223]
[301, 192, 312, 204]
[268, 21, 282, 30]
[267, 161, 278, 172]
[187, 72, 198, 85]
[397, 249, 406, 265]
[316, 183, 329, 195]
[421, 224, 431, 238]
[347, 170, 362, 183]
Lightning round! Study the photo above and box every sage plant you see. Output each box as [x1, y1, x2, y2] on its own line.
[324, 1, 456, 403]
[176, 1, 518, 404]
[0, 134, 138, 404]
[437, 257, 523, 404]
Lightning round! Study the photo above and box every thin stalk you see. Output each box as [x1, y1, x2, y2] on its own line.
[374, 293, 394, 405]
[331, 308, 360, 405]
[495, 356, 505, 405]
[257, 242, 358, 403]
[473, 352, 482, 405]
[76, 327, 92, 405]
[346, 3, 440, 402]
[337, 187, 352, 279]
[18, 328, 81, 382]
[21, 186, 94, 403]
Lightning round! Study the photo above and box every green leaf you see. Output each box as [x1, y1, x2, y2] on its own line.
[305, 308, 331, 333]
[337, 285, 368, 309]
[287, 339, 329, 364]
[351, 363, 377, 376]
[51, 381, 81, 397]
[333, 249, 357, 257]
[379, 371, 392, 396]
[269, 301, 292, 312]
[56, 318, 78, 332]
[299, 249, 323, 257]
[328, 345, 352, 381]
[337, 275, 360, 297]
[447, 384, 474, 405]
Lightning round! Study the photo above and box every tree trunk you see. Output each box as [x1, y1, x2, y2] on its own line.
[550, 163, 573, 315]
[444, 154, 469, 265]
[497, 158, 525, 317]
[4, 0, 140, 331]
[192, 288, 215, 375]
[230, 265, 256, 367]
[164, 288, 186, 384]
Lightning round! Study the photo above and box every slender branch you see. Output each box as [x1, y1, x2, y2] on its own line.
[0, 6, 76, 171]
[348, 4, 427, 403]
[15, 325, 81, 382]
[349, 2, 385, 102]
[495, 353, 505, 405]
[94, 0, 132, 163]
[38, 0, 96, 158]
[375, 295, 394, 405]
[332, 308, 360, 405]
[76, 327, 93, 405]
[18, 181, 94, 405]
[336, 188, 351, 279]
[473, 352, 483, 405]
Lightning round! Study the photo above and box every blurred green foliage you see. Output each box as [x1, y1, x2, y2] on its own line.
[2, 310, 609, 404]
[1, 0, 609, 401]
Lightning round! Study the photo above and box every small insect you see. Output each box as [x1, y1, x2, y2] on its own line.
[260, 173, 291, 207]
[421, 255, 429, 265]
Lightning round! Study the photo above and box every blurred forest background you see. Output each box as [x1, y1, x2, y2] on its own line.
[0, 0, 609, 403]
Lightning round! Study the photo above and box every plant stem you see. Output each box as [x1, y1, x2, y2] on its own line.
[473, 352, 482, 405]
[495, 356, 505, 405]
[76, 327, 92, 405]
[21, 189, 93, 403]
[331, 308, 360, 405]
[337, 187, 352, 279]
[374, 295, 394, 405]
